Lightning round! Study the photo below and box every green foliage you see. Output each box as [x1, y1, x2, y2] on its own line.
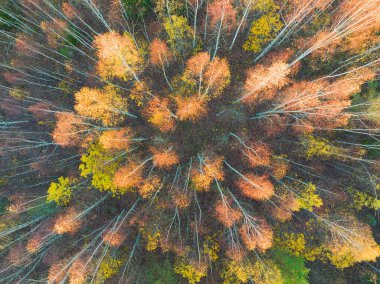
[302, 135, 340, 159]
[122, 0, 152, 19]
[296, 182, 323, 212]
[352, 80, 380, 124]
[272, 249, 310, 284]
[243, 11, 283, 52]
[0, 197, 9, 214]
[59, 26, 80, 57]
[0, 178, 6, 188]
[164, 15, 193, 58]
[367, 97, 380, 124]
[47, 176, 73, 206]
[79, 143, 121, 194]
[307, 13, 332, 35]
[173, 258, 207, 284]
[0, 0, 21, 30]
[144, 257, 178, 284]
[27, 201, 57, 218]
[365, 214, 378, 226]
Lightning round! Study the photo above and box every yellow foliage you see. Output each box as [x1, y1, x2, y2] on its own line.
[251, 260, 283, 284]
[163, 15, 193, 57]
[243, 11, 283, 52]
[146, 231, 161, 251]
[296, 182, 323, 212]
[275, 232, 324, 261]
[222, 259, 283, 284]
[47, 176, 73, 206]
[327, 217, 380, 268]
[350, 188, 380, 211]
[303, 135, 341, 159]
[221, 260, 255, 284]
[95, 255, 123, 283]
[173, 258, 207, 284]
[203, 235, 219, 262]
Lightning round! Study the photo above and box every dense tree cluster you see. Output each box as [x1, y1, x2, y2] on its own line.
[0, 0, 380, 283]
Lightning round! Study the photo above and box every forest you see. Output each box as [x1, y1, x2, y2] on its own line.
[0, 0, 380, 283]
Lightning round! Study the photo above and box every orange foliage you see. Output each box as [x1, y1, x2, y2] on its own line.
[175, 95, 208, 121]
[74, 86, 127, 126]
[275, 81, 324, 112]
[239, 219, 273, 252]
[303, 30, 341, 58]
[214, 200, 242, 228]
[62, 2, 77, 19]
[259, 115, 287, 137]
[326, 0, 380, 53]
[325, 68, 375, 100]
[316, 69, 374, 129]
[272, 192, 299, 222]
[53, 208, 82, 235]
[113, 162, 144, 190]
[242, 61, 291, 104]
[48, 260, 67, 284]
[69, 259, 88, 284]
[283, 0, 332, 24]
[292, 120, 315, 135]
[334, 0, 380, 34]
[242, 142, 272, 167]
[275, 69, 375, 131]
[151, 147, 179, 169]
[103, 228, 126, 247]
[327, 215, 380, 267]
[15, 34, 37, 56]
[208, 0, 237, 30]
[271, 158, 289, 180]
[130, 81, 150, 106]
[288, 0, 332, 11]
[143, 97, 175, 132]
[99, 128, 132, 151]
[236, 173, 274, 201]
[184, 52, 230, 99]
[185, 52, 211, 77]
[138, 176, 161, 198]
[204, 57, 231, 97]
[172, 190, 191, 209]
[191, 155, 225, 191]
[93, 31, 143, 80]
[52, 112, 85, 147]
[150, 38, 173, 66]
[26, 220, 54, 253]
[226, 244, 245, 261]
